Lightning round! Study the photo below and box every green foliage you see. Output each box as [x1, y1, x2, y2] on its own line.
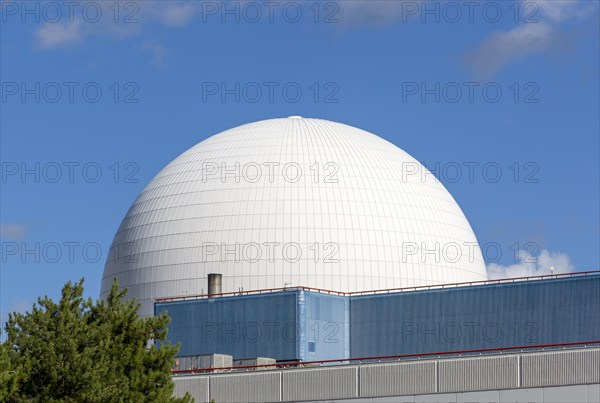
[0, 278, 193, 403]
[0, 341, 21, 401]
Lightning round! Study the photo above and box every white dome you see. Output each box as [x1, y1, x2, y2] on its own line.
[102, 117, 487, 316]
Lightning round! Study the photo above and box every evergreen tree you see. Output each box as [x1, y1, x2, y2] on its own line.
[0, 278, 193, 403]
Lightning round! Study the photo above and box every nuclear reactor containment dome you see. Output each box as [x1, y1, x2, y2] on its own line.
[101, 117, 487, 317]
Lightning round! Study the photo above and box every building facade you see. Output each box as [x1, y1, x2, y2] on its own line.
[156, 273, 600, 364]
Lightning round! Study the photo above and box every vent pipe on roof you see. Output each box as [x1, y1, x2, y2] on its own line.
[208, 273, 222, 297]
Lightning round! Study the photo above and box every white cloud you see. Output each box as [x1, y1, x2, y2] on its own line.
[34, 20, 84, 50]
[31, 1, 195, 51]
[463, 22, 556, 79]
[463, 0, 598, 77]
[336, 1, 414, 27]
[0, 223, 27, 240]
[160, 3, 199, 27]
[487, 249, 575, 280]
[335, 0, 598, 28]
[32, 11, 141, 50]
[536, 0, 597, 22]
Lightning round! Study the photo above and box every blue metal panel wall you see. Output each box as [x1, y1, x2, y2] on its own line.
[157, 275, 599, 362]
[300, 291, 350, 361]
[156, 291, 299, 361]
[350, 275, 600, 357]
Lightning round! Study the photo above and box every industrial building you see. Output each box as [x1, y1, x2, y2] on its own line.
[157, 272, 599, 363]
[102, 117, 487, 318]
[158, 272, 600, 401]
[102, 118, 600, 402]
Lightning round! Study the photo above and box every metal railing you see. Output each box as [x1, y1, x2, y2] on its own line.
[157, 270, 600, 303]
[171, 340, 600, 376]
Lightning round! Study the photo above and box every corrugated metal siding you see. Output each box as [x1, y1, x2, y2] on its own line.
[200, 353, 233, 368]
[157, 290, 351, 363]
[172, 348, 600, 401]
[522, 348, 600, 387]
[157, 291, 299, 361]
[282, 366, 357, 401]
[439, 355, 519, 392]
[173, 376, 209, 402]
[210, 372, 281, 403]
[351, 276, 600, 357]
[176, 356, 191, 371]
[359, 360, 437, 397]
[233, 357, 277, 368]
[158, 275, 599, 364]
[301, 291, 350, 362]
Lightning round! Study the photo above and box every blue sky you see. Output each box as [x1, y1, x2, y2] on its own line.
[1, 0, 599, 330]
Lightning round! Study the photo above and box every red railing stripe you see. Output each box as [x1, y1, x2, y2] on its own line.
[170, 340, 600, 374]
[156, 270, 600, 303]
